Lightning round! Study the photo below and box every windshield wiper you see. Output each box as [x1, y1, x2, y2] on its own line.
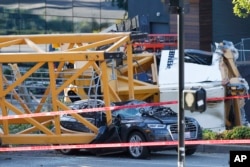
[141, 108, 164, 124]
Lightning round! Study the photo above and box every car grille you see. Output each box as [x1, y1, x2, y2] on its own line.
[167, 120, 198, 140]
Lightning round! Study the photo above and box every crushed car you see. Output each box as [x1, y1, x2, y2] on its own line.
[58, 99, 203, 159]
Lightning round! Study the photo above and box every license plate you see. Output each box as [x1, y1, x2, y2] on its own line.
[185, 132, 191, 139]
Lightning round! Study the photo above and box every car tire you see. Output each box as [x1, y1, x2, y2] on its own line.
[128, 132, 149, 159]
[185, 147, 197, 156]
[58, 148, 80, 155]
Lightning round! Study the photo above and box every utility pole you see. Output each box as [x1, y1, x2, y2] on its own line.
[163, 0, 186, 166]
[171, 1, 185, 167]
[177, 1, 185, 166]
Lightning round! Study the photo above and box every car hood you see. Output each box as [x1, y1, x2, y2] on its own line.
[121, 115, 197, 125]
[121, 115, 178, 124]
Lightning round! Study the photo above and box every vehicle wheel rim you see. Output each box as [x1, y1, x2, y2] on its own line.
[129, 134, 143, 157]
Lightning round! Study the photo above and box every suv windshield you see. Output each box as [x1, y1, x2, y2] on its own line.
[113, 107, 141, 118]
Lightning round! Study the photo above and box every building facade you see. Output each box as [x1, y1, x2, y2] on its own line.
[128, 0, 250, 51]
[2, 0, 250, 50]
[0, 0, 125, 35]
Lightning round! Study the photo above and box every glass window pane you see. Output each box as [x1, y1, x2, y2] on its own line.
[19, 14, 46, 34]
[46, 15, 73, 33]
[73, 0, 101, 18]
[0, 13, 19, 35]
[73, 17, 98, 33]
[0, 0, 125, 34]
[19, 0, 46, 15]
[46, 0, 73, 16]
[0, 0, 19, 13]
[100, 0, 125, 19]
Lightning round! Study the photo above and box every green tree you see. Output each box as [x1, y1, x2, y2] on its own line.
[232, 0, 250, 18]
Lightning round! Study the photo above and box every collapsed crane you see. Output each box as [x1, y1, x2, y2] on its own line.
[0, 32, 248, 147]
[0, 32, 160, 145]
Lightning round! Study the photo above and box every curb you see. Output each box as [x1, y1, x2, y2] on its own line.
[197, 144, 250, 153]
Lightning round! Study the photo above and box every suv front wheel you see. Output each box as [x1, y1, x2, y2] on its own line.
[185, 146, 197, 156]
[58, 148, 80, 155]
[128, 132, 149, 159]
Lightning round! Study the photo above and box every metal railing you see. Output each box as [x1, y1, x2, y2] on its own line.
[235, 38, 250, 65]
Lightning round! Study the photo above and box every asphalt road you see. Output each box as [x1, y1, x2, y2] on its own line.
[0, 150, 229, 167]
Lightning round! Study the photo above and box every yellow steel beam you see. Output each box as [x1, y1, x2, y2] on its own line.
[118, 75, 156, 86]
[56, 61, 94, 94]
[24, 38, 46, 53]
[67, 36, 122, 52]
[48, 62, 61, 135]
[105, 36, 129, 52]
[0, 117, 54, 124]
[2, 74, 32, 114]
[1, 133, 96, 145]
[3, 63, 44, 97]
[56, 100, 99, 134]
[0, 33, 131, 44]
[100, 61, 112, 125]
[126, 42, 134, 100]
[0, 52, 105, 63]
[118, 85, 159, 95]
[118, 56, 154, 74]
[17, 120, 52, 134]
[0, 38, 24, 48]
[34, 61, 65, 113]
[109, 85, 122, 102]
[4, 100, 54, 135]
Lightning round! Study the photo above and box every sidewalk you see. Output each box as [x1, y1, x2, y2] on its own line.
[197, 144, 250, 153]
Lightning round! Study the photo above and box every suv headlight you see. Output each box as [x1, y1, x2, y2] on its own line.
[147, 124, 166, 129]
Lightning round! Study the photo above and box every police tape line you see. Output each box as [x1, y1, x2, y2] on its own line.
[0, 139, 250, 152]
[0, 100, 178, 120]
[0, 94, 249, 120]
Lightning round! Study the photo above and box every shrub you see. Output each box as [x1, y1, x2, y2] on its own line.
[202, 129, 218, 140]
[203, 126, 250, 140]
[223, 126, 250, 139]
